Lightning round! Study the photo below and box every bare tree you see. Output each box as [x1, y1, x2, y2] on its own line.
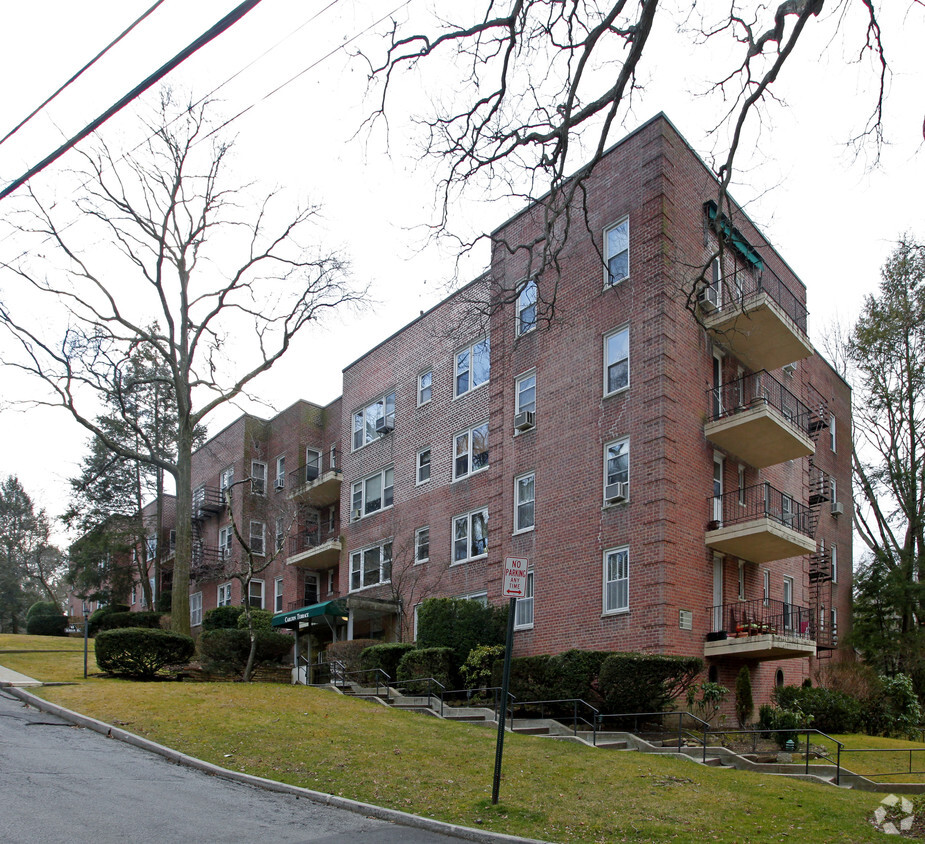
[0, 91, 362, 634]
[364, 1, 887, 320]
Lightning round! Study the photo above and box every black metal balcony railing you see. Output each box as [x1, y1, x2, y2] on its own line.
[190, 544, 226, 579]
[707, 482, 814, 538]
[289, 463, 321, 489]
[708, 371, 813, 431]
[192, 486, 224, 518]
[288, 526, 337, 556]
[708, 262, 808, 336]
[709, 598, 814, 640]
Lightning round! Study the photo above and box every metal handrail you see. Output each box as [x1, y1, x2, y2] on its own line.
[707, 598, 816, 641]
[837, 746, 925, 784]
[597, 711, 712, 754]
[390, 676, 446, 711]
[436, 686, 515, 722]
[510, 698, 600, 743]
[706, 370, 814, 431]
[707, 481, 814, 537]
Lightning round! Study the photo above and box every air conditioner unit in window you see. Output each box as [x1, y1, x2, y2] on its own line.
[831, 502, 844, 517]
[375, 417, 394, 435]
[698, 286, 718, 312]
[352, 508, 363, 521]
[513, 410, 535, 432]
[275, 478, 285, 491]
[605, 481, 628, 504]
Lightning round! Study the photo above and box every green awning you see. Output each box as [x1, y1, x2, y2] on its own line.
[272, 600, 347, 628]
[704, 200, 764, 270]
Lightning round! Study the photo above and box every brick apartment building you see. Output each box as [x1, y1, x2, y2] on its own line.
[115, 114, 851, 700]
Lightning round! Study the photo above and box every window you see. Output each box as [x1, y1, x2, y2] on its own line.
[783, 576, 794, 630]
[190, 592, 203, 627]
[455, 337, 490, 397]
[352, 391, 396, 450]
[416, 448, 431, 485]
[605, 218, 629, 285]
[454, 423, 489, 480]
[249, 520, 265, 556]
[515, 370, 536, 415]
[305, 448, 321, 482]
[146, 534, 157, 561]
[831, 543, 838, 583]
[219, 466, 234, 496]
[517, 279, 537, 336]
[738, 560, 745, 601]
[515, 570, 534, 629]
[275, 517, 285, 552]
[831, 607, 838, 641]
[418, 370, 433, 406]
[453, 508, 489, 563]
[351, 466, 394, 517]
[831, 477, 838, 507]
[251, 461, 267, 495]
[248, 579, 265, 609]
[274, 577, 284, 613]
[738, 465, 746, 506]
[275, 456, 286, 490]
[830, 414, 836, 452]
[304, 572, 319, 605]
[763, 569, 770, 606]
[217, 582, 232, 607]
[604, 326, 629, 394]
[219, 525, 233, 559]
[514, 473, 535, 533]
[350, 541, 392, 590]
[604, 438, 629, 501]
[327, 568, 336, 595]
[415, 527, 430, 564]
[603, 546, 629, 614]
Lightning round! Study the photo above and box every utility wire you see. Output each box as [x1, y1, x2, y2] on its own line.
[0, 0, 264, 202]
[0, 0, 169, 149]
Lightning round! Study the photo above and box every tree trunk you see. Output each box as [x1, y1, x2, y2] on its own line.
[171, 421, 193, 636]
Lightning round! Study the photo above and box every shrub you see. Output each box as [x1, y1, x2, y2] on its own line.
[492, 654, 556, 702]
[95, 628, 194, 679]
[88, 604, 130, 636]
[774, 684, 863, 734]
[198, 628, 293, 677]
[237, 608, 273, 632]
[396, 647, 455, 693]
[864, 674, 923, 738]
[488, 650, 614, 711]
[417, 598, 508, 668]
[26, 601, 60, 620]
[735, 665, 754, 727]
[361, 642, 417, 682]
[326, 638, 378, 674]
[25, 601, 67, 636]
[97, 611, 165, 631]
[598, 653, 703, 714]
[461, 644, 505, 690]
[202, 605, 245, 630]
[686, 682, 729, 724]
[758, 706, 805, 749]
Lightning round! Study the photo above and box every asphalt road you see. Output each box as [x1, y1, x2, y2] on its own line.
[0, 688, 468, 844]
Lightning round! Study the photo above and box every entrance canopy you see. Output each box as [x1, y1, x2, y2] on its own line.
[272, 600, 347, 630]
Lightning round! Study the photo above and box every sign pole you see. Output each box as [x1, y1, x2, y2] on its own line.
[491, 595, 517, 805]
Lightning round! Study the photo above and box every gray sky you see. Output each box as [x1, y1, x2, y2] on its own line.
[1, 0, 922, 540]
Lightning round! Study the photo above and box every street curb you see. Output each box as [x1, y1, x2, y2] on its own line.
[2, 684, 548, 844]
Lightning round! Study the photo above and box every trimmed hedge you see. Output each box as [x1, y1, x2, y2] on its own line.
[26, 601, 60, 620]
[396, 647, 455, 693]
[198, 628, 293, 677]
[25, 601, 67, 636]
[237, 609, 273, 632]
[97, 611, 165, 631]
[203, 605, 245, 630]
[417, 598, 508, 668]
[598, 653, 703, 714]
[95, 628, 194, 678]
[773, 685, 863, 734]
[361, 642, 417, 681]
[88, 604, 130, 636]
[490, 650, 613, 705]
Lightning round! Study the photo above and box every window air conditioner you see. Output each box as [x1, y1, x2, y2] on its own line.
[375, 416, 394, 435]
[698, 286, 718, 312]
[605, 481, 628, 504]
[513, 410, 535, 432]
[831, 502, 844, 517]
[275, 478, 285, 491]
[352, 508, 363, 521]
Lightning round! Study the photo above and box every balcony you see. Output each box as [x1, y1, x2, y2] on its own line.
[705, 483, 816, 564]
[190, 544, 227, 581]
[192, 486, 224, 520]
[699, 262, 813, 372]
[704, 372, 816, 468]
[288, 463, 342, 508]
[287, 526, 341, 569]
[705, 599, 817, 660]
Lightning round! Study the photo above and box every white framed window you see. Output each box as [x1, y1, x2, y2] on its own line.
[418, 370, 433, 406]
[762, 568, 770, 606]
[454, 423, 489, 480]
[248, 579, 265, 609]
[251, 461, 267, 495]
[455, 337, 490, 398]
[275, 456, 286, 490]
[831, 543, 838, 583]
[416, 448, 432, 485]
[304, 448, 322, 483]
[219, 466, 234, 497]
[327, 568, 336, 595]
[218, 525, 233, 559]
[830, 414, 836, 452]
[515, 370, 536, 415]
[131, 585, 137, 606]
[514, 472, 535, 533]
[351, 466, 394, 517]
[146, 534, 157, 561]
[603, 546, 629, 614]
[738, 464, 746, 506]
[830, 477, 838, 508]
[517, 279, 537, 336]
[330, 445, 337, 471]
[275, 516, 285, 553]
[831, 607, 838, 640]
[604, 438, 629, 502]
[514, 570, 534, 629]
[249, 520, 266, 556]
[274, 577, 284, 613]
[328, 505, 336, 532]
[350, 541, 392, 591]
[738, 560, 745, 601]
[453, 508, 489, 563]
[604, 325, 629, 395]
[303, 572, 319, 605]
[190, 592, 203, 627]
[217, 582, 233, 607]
[458, 591, 489, 606]
[604, 218, 629, 286]
[352, 391, 396, 450]
[415, 527, 430, 564]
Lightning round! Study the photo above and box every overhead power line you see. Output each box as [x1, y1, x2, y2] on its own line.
[0, 0, 264, 202]
[0, 0, 169, 149]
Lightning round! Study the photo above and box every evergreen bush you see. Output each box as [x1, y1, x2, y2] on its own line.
[774, 684, 863, 734]
[202, 605, 245, 630]
[97, 611, 165, 631]
[360, 642, 417, 681]
[396, 647, 455, 693]
[735, 665, 754, 727]
[87, 604, 130, 636]
[198, 628, 293, 677]
[416, 598, 507, 668]
[237, 608, 273, 632]
[598, 653, 702, 714]
[461, 644, 505, 691]
[25, 601, 67, 636]
[95, 628, 194, 678]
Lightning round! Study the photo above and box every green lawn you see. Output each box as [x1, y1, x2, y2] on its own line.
[0, 634, 904, 843]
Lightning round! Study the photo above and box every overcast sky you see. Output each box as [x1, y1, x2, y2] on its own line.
[1, 0, 922, 540]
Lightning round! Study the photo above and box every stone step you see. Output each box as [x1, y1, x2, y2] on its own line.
[513, 726, 550, 735]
